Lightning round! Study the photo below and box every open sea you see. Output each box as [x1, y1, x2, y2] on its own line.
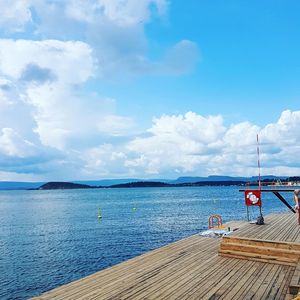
[0, 186, 294, 300]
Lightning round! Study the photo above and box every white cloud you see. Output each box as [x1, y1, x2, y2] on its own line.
[123, 110, 300, 177]
[0, 39, 135, 150]
[81, 144, 129, 178]
[0, 0, 168, 32]
[125, 112, 226, 175]
[0, 128, 36, 157]
[0, 0, 32, 32]
[66, 0, 167, 26]
[0, 39, 94, 84]
[224, 122, 259, 150]
[0, 39, 93, 149]
[97, 115, 136, 136]
[0, 0, 198, 79]
[0, 38, 136, 180]
[99, 0, 167, 25]
[262, 110, 300, 145]
[0, 170, 41, 181]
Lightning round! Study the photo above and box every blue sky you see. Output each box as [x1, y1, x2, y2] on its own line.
[85, 0, 300, 127]
[0, 0, 300, 181]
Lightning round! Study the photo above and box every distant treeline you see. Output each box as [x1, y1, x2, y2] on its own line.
[38, 180, 246, 190]
[252, 177, 300, 185]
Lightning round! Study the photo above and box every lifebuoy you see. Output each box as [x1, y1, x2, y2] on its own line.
[245, 190, 261, 206]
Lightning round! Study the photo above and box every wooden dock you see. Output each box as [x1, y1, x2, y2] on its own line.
[32, 213, 300, 300]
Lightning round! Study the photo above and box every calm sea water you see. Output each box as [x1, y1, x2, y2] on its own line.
[0, 186, 293, 300]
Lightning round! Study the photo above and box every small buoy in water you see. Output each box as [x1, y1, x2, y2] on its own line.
[132, 207, 137, 211]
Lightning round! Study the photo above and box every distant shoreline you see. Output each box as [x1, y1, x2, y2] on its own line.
[35, 180, 282, 190]
[0, 175, 299, 190]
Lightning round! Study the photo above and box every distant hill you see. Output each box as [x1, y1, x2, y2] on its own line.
[180, 180, 246, 186]
[110, 181, 172, 188]
[39, 182, 92, 190]
[73, 179, 143, 187]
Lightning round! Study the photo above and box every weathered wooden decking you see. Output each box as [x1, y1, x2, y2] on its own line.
[33, 213, 300, 300]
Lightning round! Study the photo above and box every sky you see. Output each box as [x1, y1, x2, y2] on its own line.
[0, 0, 300, 181]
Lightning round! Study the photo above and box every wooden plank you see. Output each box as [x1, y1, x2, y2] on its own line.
[73, 243, 210, 299]
[275, 214, 298, 242]
[245, 264, 281, 300]
[177, 258, 242, 300]
[275, 267, 295, 300]
[183, 259, 250, 300]
[60, 237, 220, 300]
[223, 262, 270, 300]
[287, 221, 300, 243]
[92, 246, 219, 299]
[289, 262, 300, 295]
[33, 235, 211, 299]
[261, 214, 293, 241]
[231, 263, 276, 300]
[233, 214, 286, 240]
[203, 261, 256, 300]
[139, 255, 229, 299]
[32, 212, 300, 300]
[260, 265, 290, 299]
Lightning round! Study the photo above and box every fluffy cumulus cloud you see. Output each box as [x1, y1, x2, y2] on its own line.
[0, 0, 32, 32]
[122, 110, 300, 178]
[0, 0, 198, 78]
[0, 39, 95, 150]
[0, 39, 135, 179]
[65, 109, 300, 179]
[125, 112, 225, 174]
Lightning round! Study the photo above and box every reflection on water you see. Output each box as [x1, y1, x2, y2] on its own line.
[0, 186, 292, 299]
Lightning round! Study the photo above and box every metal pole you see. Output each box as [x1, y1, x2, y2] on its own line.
[257, 134, 261, 190]
[259, 205, 262, 218]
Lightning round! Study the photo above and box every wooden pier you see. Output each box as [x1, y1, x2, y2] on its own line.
[32, 213, 300, 300]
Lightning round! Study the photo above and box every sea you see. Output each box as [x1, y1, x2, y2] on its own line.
[0, 186, 294, 300]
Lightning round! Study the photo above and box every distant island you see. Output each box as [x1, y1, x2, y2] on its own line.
[39, 182, 93, 190]
[39, 181, 173, 190]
